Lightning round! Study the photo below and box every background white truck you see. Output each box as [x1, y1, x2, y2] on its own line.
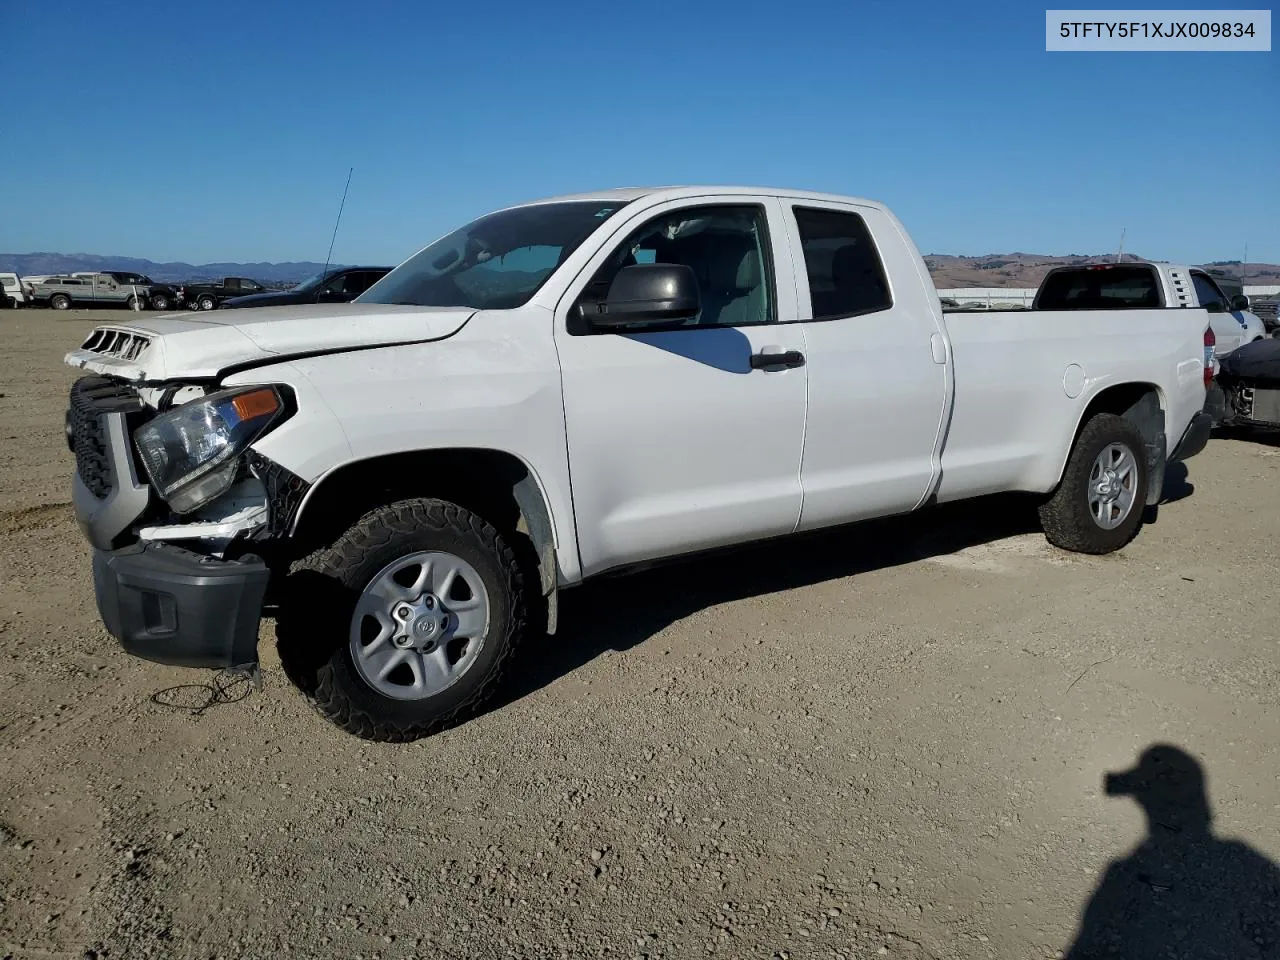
[64, 186, 1215, 742]
[1032, 261, 1266, 354]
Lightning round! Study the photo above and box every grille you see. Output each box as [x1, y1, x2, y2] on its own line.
[1249, 387, 1280, 426]
[79, 328, 152, 362]
[68, 376, 144, 499]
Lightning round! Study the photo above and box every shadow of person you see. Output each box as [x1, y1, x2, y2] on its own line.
[1063, 744, 1280, 959]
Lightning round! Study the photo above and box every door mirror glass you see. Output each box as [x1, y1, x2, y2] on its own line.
[1229, 294, 1250, 312]
[581, 263, 701, 328]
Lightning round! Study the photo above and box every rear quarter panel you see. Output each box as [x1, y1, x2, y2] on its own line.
[936, 308, 1206, 501]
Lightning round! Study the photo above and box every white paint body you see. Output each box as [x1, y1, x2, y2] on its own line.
[64, 187, 1213, 586]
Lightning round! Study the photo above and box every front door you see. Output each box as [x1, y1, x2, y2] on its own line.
[555, 198, 809, 577]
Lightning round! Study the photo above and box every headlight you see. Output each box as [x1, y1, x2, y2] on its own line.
[133, 385, 288, 514]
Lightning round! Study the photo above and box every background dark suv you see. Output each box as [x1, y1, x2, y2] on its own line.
[220, 266, 392, 309]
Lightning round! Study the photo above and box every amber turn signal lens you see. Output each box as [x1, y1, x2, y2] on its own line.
[231, 388, 280, 420]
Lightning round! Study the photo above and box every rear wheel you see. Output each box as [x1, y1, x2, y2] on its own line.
[150, 293, 170, 311]
[1039, 412, 1149, 554]
[50, 293, 71, 310]
[126, 294, 143, 310]
[276, 498, 529, 742]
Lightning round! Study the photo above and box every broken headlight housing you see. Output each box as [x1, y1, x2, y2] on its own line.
[133, 385, 290, 514]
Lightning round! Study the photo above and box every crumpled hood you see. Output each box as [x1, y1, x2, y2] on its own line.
[64, 302, 476, 381]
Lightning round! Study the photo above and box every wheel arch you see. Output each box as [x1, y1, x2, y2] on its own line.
[1058, 381, 1168, 506]
[289, 447, 563, 632]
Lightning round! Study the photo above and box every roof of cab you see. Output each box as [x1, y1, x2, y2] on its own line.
[508, 185, 885, 211]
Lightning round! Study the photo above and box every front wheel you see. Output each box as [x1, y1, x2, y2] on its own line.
[49, 293, 71, 310]
[276, 498, 529, 742]
[1039, 412, 1149, 554]
[197, 295, 216, 310]
[150, 294, 170, 311]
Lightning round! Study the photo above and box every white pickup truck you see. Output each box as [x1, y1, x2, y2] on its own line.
[64, 186, 1215, 742]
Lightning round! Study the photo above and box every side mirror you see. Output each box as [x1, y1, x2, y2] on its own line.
[1229, 294, 1250, 312]
[580, 263, 700, 328]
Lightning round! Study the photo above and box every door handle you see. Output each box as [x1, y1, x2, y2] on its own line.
[749, 349, 805, 370]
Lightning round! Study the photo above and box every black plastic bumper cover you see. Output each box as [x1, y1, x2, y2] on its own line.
[1171, 411, 1212, 463]
[1203, 382, 1229, 426]
[92, 543, 269, 668]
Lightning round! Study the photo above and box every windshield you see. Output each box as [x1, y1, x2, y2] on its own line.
[292, 272, 327, 291]
[358, 200, 631, 309]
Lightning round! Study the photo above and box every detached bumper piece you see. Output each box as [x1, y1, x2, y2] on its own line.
[1170, 411, 1212, 463]
[92, 543, 269, 669]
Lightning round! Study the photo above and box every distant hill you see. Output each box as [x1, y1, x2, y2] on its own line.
[925, 253, 1280, 289]
[0, 253, 346, 285]
[3, 250, 1278, 291]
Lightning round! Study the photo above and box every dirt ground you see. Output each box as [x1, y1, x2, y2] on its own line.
[1, 308, 1278, 960]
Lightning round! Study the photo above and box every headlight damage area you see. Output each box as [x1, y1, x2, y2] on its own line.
[134, 385, 289, 514]
[65, 375, 309, 669]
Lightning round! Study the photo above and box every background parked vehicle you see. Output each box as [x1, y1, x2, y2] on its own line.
[0, 272, 25, 307]
[36, 272, 179, 310]
[1032, 262, 1267, 353]
[1207, 337, 1280, 432]
[30, 276, 92, 309]
[219, 265, 391, 309]
[178, 276, 269, 311]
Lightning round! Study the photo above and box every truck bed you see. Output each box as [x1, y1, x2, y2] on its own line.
[934, 308, 1208, 502]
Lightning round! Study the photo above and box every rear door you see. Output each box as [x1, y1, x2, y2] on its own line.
[554, 196, 809, 576]
[778, 200, 950, 530]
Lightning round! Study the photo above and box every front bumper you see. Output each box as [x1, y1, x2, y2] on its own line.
[1170, 411, 1212, 462]
[92, 542, 269, 668]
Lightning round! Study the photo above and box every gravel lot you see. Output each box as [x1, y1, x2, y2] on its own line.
[2, 309, 1278, 959]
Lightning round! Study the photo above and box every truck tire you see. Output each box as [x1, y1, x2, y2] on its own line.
[1039, 412, 1149, 554]
[276, 498, 529, 742]
[197, 295, 216, 310]
[150, 293, 171, 311]
[50, 293, 71, 310]
[126, 294, 143, 310]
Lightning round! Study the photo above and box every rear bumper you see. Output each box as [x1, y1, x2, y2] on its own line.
[92, 543, 269, 668]
[1170, 411, 1212, 463]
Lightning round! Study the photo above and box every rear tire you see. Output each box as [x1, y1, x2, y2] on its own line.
[50, 293, 71, 310]
[276, 498, 529, 742]
[1039, 412, 1149, 554]
[150, 294, 170, 311]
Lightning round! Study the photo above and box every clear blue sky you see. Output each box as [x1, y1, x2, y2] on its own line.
[4, 0, 1277, 265]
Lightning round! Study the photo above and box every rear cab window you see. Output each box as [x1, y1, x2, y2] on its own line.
[1035, 265, 1164, 310]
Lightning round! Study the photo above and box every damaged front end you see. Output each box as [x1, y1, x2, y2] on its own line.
[1212, 338, 1280, 430]
[67, 373, 309, 669]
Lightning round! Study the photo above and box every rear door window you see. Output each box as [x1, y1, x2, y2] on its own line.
[792, 207, 892, 320]
[1190, 271, 1228, 311]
